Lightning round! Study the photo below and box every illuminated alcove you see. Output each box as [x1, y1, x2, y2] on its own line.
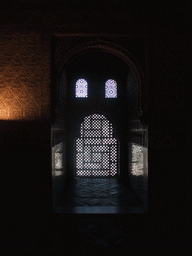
[52, 41, 148, 213]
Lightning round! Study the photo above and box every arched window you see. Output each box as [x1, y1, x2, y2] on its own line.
[75, 78, 88, 98]
[76, 114, 118, 177]
[105, 79, 117, 98]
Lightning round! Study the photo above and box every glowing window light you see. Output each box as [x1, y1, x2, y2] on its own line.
[76, 114, 118, 177]
[55, 170, 64, 176]
[105, 79, 117, 98]
[75, 79, 88, 98]
[131, 143, 144, 176]
[55, 153, 63, 169]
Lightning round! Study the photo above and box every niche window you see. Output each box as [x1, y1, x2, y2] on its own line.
[75, 78, 88, 98]
[105, 79, 117, 98]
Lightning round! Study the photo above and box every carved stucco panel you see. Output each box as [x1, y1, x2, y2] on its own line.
[0, 32, 51, 120]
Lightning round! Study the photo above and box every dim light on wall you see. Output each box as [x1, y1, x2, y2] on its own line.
[1, 32, 50, 121]
[0, 108, 8, 119]
[0, 100, 40, 121]
[0, 74, 38, 120]
[0, 80, 45, 121]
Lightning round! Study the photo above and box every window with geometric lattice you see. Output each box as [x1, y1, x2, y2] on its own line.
[105, 79, 117, 98]
[76, 114, 118, 177]
[75, 78, 88, 98]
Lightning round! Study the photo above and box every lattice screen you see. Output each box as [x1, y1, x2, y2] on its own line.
[105, 79, 117, 98]
[75, 79, 88, 98]
[76, 114, 118, 177]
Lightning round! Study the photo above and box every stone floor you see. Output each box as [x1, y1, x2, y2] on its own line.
[53, 177, 146, 254]
[53, 177, 145, 214]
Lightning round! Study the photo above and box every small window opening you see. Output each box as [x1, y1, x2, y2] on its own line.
[75, 78, 88, 98]
[105, 79, 117, 98]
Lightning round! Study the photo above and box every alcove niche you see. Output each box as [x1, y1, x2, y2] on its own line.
[51, 38, 148, 212]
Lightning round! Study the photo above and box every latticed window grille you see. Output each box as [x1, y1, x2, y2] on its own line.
[75, 78, 88, 97]
[105, 79, 117, 98]
[76, 114, 118, 177]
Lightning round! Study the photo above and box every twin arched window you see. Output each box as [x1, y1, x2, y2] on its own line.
[75, 78, 117, 98]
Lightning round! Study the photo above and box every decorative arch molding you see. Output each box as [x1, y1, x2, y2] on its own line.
[55, 39, 146, 122]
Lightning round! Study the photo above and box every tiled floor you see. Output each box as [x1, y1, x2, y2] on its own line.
[53, 177, 145, 213]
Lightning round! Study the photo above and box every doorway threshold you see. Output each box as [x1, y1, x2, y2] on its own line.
[54, 206, 145, 214]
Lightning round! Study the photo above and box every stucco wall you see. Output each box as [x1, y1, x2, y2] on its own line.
[0, 32, 50, 120]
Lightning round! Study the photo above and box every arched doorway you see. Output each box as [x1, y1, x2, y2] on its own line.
[52, 39, 148, 213]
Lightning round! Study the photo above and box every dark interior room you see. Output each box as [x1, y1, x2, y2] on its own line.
[1, 1, 190, 255]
